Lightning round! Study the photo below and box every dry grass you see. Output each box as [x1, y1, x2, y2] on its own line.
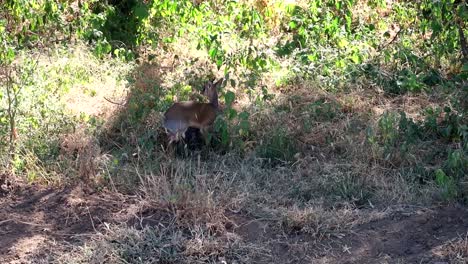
[433, 233, 468, 264]
[281, 205, 360, 239]
[41, 44, 133, 119]
[52, 222, 271, 264]
[59, 126, 103, 184]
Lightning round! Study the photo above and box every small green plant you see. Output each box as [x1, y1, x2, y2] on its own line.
[368, 108, 466, 201]
[304, 98, 342, 122]
[213, 88, 251, 151]
[435, 169, 457, 201]
[423, 106, 467, 144]
[333, 173, 373, 207]
[370, 111, 427, 161]
[398, 111, 422, 144]
[443, 150, 467, 180]
[257, 128, 298, 164]
[378, 111, 399, 150]
[125, 83, 169, 125]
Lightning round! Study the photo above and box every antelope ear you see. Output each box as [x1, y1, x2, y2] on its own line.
[202, 81, 211, 93]
[213, 78, 223, 88]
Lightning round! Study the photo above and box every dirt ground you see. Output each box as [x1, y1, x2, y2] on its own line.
[1, 183, 467, 264]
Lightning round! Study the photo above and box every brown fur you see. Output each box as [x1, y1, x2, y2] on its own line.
[165, 102, 217, 128]
[163, 79, 223, 144]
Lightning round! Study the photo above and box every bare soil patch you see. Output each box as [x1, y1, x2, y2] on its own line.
[1, 184, 467, 263]
[328, 206, 468, 264]
[0, 183, 133, 263]
[229, 206, 468, 263]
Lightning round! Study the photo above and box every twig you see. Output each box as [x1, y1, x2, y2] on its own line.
[0, 218, 52, 227]
[377, 27, 403, 53]
[86, 207, 98, 233]
[50, 232, 95, 237]
[104, 96, 126, 106]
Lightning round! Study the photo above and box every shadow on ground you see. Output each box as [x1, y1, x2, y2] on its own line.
[0, 184, 134, 263]
[1, 183, 467, 263]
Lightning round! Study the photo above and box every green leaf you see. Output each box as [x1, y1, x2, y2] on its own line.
[435, 169, 447, 186]
[30, 19, 36, 30]
[462, 63, 468, 72]
[135, 4, 149, 19]
[221, 128, 229, 146]
[345, 10, 352, 32]
[7, 47, 15, 62]
[335, 1, 341, 9]
[227, 108, 237, 120]
[103, 42, 112, 53]
[431, 22, 442, 34]
[338, 38, 349, 48]
[208, 47, 218, 59]
[289, 21, 297, 30]
[336, 59, 346, 68]
[238, 111, 249, 120]
[216, 57, 223, 69]
[240, 119, 249, 130]
[350, 53, 360, 64]
[225, 91, 235, 106]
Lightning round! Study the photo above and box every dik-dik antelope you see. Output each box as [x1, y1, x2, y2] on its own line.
[163, 78, 223, 146]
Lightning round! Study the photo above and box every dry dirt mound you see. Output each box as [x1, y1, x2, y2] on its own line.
[230, 206, 468, 263]
[330, 206, 468, 264]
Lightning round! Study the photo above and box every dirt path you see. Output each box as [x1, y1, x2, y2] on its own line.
[330, 206, 468, 264]
[231, 206, 468, 264]
[1, 185, 467, 263]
